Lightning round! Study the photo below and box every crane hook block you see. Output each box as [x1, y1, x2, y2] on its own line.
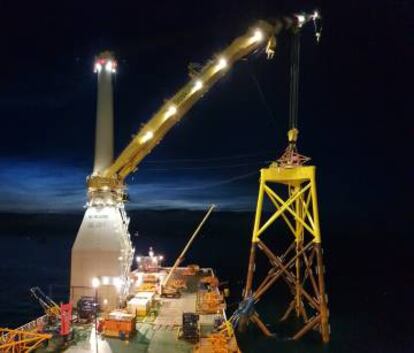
[266, 36, 277, 59]
[288, 128, 299, 143]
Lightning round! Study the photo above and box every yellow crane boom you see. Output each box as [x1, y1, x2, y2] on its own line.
[87, 13, 318, 196]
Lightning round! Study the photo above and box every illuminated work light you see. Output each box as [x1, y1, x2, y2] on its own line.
[193, 80, 203, 91]
[166, 105, 177, 116]
[216, 57, 227, 71]
[297, 14, 306, 27]
[163, 105, 177, 121]
[94, 63, 102, 73]
[141, 131, 154, 143]
[252, 29, 264, 42]
[105, 60, 116, 73]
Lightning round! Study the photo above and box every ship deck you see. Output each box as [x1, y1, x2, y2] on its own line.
[34, 267, 238, 353]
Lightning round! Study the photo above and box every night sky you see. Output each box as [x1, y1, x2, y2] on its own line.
[0, 1, 411, 232]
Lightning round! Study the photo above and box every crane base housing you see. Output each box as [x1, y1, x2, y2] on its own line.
[70, 202, 134, 310]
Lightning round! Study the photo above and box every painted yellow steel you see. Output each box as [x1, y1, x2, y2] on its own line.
[288, 128, 299, 142]
[93, 21, 276, 185]
[246, 164, 330, 342]
[251, 165, 322, 243]
[0, 328, 51, 352]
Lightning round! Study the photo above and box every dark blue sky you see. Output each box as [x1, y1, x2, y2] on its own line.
[0, 1, 411, 229]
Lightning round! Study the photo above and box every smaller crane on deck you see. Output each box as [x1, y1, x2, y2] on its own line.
[30, 287, 61, 318]
[161, 205, 216, 298]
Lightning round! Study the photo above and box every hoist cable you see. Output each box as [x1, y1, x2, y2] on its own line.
[289, 31, 301, 131]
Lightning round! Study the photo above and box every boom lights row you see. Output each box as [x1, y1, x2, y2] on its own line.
[138, 28, 265, 145]
[92, 28, 265, 144]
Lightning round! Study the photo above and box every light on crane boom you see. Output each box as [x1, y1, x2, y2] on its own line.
[296, 14, 306, 27]
[141, 131, 154, 143]
[164, 105, 177, 120]
[192, 79, 204, 92]
[215, 57, 228, 71]
[251, 29, 264, 42]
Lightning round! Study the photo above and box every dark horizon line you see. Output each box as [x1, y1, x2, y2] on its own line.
[0, 207, 258, 216]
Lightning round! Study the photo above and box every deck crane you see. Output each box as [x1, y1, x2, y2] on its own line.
[30, 287, 61, 318]
[161, 204, 216, 297]
[86, 12, 320, 200]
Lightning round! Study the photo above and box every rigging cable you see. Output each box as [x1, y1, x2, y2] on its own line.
[133, 170, 259, 192]
[142, 151, 274, 164]
[243, 58, 278, 127]
[248, 68, 278, 125]
[144, 160, 269, 171]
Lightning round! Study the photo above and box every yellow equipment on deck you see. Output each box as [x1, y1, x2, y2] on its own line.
[193, 321, 240, 353]
[0, 328, 51, 353]
[29, 287, 60, 318]
[197, 291, 224, 315]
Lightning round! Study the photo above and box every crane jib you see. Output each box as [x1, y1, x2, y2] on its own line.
[87, 13, 319, 195]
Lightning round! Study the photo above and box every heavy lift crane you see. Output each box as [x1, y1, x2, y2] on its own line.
[2, 10, 328, 352]
[71, 9, 328, 343]
[72, 13, 320, 309]
[86, 12, 320, 200]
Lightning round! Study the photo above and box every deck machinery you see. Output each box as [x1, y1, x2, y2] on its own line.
[67, 10, 329, 350]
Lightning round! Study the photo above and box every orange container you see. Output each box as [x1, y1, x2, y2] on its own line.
[103, 312, 136, 338]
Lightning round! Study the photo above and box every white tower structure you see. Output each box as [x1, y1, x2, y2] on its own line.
[70, 52, 134, 309]
[93, 52, 115, 173]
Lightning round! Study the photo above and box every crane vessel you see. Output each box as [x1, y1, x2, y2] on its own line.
[0, 11, 329, 353]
